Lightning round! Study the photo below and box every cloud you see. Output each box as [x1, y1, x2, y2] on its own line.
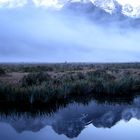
[0, 0, 27, 8]
[32, 0, 66, 9]
[0, 0, 140, 9]
[117, 0, 140, 7]
[0, 7, 140, 62]
[0, 0, 69, 8]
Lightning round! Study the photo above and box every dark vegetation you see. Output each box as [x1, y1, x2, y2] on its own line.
[0, 94, 135, 116]
[1, 62, 140, 72]
[0, 68, 5, 76]
[0, 63, 140, 106]
[22, 72, 51, 87]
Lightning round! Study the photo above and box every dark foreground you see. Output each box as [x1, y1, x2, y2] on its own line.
[0, 63, 140, 140]
[0, 63, 140, 105]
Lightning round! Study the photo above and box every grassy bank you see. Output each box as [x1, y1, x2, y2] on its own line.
[0, 63, 140, 104]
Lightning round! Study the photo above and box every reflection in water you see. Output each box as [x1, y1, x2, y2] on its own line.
[0, 97, 140, 140]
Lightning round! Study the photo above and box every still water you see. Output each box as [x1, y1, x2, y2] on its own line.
[1, 97, 140, 140]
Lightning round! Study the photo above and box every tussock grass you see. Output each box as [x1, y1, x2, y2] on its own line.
[0, 68, 140, 104]
[0, 68, 5, 76]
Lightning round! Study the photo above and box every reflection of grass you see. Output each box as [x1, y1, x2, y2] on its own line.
[0, 91, 135, 116]
[0, 68, 140, 104]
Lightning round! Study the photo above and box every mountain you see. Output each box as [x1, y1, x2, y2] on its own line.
[0, 0, 140, 28]
[70, 0, 140, 18]
[1, 0, 140, 18]
[122, 4, 140, 18]
[33, 0, 140, 18]
[61, 0, 130, 27]
[0, 0, 140, 18]
[60, 0, 140, 18]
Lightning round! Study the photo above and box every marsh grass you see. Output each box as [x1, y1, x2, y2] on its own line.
[0, 68, 5, 76]
[0, 63, 140, 106]
[21, 72, 51, 87]
[0, 68, 140, 105]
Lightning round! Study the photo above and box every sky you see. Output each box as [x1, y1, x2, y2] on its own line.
[117, 0, 140, 7]
[0, 0, 140, 62]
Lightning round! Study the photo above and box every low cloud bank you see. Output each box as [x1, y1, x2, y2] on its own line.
[0, 7, 139, 62]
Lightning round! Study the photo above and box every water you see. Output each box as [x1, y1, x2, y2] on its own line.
[1, 97, 140, 140]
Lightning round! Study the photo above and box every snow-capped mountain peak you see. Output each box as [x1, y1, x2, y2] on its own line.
[93, 0, 120, 14]
[122, 4, 140, 18]
[0, 0, 140, 18]
[62, 0, 121, 14]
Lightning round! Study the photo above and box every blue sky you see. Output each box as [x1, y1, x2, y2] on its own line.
[0, 1, 140, 62]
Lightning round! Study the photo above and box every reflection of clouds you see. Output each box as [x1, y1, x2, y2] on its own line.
[133, 97, 140, 106]
[122, 109, 135, 121]
[122, 108, 140, 121]
[101, 112, 115, 126]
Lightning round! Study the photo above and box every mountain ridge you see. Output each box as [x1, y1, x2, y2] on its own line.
[0, 0, 140, 18]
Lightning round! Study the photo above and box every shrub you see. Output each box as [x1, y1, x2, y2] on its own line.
[22, 72, 51, 87]
[0, 68, 5, 76]
[86, 70, 115, 81]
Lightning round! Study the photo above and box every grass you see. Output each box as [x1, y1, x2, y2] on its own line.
[0, 68, 5, 76]
[0, 63, 140, 105]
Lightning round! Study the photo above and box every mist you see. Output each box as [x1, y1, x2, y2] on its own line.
[0, 7, 140, 62]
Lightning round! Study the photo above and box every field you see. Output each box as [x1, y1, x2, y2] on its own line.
[0, 63, 140, 107]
